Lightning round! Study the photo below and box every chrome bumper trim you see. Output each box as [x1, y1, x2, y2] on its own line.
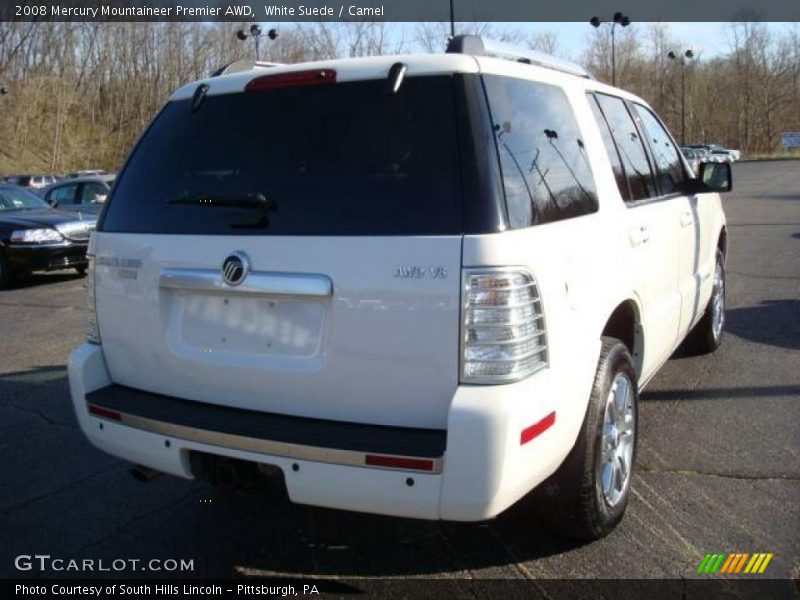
[87, 404, 442, 474]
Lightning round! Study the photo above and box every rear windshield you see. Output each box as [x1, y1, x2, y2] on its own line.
[101, 75, 462, 235]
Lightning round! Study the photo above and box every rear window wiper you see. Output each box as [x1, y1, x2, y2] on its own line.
[169, 192, 276, 229]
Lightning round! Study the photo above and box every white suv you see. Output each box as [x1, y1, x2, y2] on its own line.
[68, 36, 730, 540]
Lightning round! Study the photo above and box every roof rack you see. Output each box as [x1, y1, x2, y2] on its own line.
[446, 35, 595, 80]
[210, 59, 283, 78]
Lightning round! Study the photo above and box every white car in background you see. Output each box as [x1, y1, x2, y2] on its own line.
[690, 144, 740, 162]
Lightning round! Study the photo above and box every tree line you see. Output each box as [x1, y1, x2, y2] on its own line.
[583, 22, 800, 155]
[0, 21, 797, 174]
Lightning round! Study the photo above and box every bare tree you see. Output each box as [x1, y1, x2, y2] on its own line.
[0, 21, 797, 175]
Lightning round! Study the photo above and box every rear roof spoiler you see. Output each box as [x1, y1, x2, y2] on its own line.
[446, 34, 595, 80]
[210, 59, 284, 78]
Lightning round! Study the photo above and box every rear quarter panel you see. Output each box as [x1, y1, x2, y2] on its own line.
[458, 77, 644, 507]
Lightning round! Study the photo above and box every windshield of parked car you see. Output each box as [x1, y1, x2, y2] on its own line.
[0, 186, 50, 211]
[102, 75, 462, 235]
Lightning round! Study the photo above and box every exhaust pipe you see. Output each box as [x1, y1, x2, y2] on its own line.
[130, 465, 162, 483]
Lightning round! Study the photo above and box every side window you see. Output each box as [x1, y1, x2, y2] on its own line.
[594, 94, 656, 202]
[483, 75, 598, 227]
[79, 182, 109, 204]
[634, 105, 686, 195]
[587, 93, 631, 202]
[48, 184, 78, 205]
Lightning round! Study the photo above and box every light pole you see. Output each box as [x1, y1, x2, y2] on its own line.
[590, 12, 631, 87]
[236, 24, 278, 61]
[449, 0, 455, 38]
[668, 49, 694, 145]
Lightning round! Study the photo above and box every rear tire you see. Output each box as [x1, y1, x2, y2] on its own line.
[0, 253, 8, 288]
[537, 338, 638, 540]
[683, 249, 725, 354]
[75, 265, 87, 277]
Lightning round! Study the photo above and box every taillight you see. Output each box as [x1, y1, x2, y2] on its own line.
[88, 404, 120, 421]
[245, 69, 336, 92]
[85, 243, 100, 345]
[461, 268, 548, 384]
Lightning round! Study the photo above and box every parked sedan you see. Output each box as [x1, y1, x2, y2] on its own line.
[710, 149, 736, 162]
[0, 184, 95, 285]
[690, 147, 714, 163]
[708, 144, 740, 161]
[680, 147, 701, 173]
[65, 169, 109, 179]
[41, 175, 115, 216]
[15, 174, 59, 189]
[689, 144, 740, 162]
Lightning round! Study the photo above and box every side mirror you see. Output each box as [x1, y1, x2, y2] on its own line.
[700, 162, 732, 192]
[685, 162, 732, 195]
[48, 198, 58, 207]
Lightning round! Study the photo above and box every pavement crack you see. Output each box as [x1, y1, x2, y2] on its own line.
[2, 463, 121, 515]
[638, 466, 799, 482]
[70, 488, 201, 555]
[687, 352, 717, 393]
[484, 524, 541, 583]
[632, 481, 701, 556]
[4, 402, 71, 427]
[435, 523, 475, 580]
[306, 508, 320, 574]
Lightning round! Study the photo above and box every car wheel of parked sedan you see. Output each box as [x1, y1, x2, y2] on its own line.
[0, 253, 8, 287]
[536, 337, 638, 540]
[75, 265, 87, 276]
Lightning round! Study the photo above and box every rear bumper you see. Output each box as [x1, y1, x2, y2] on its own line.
[84, 383, 447, 473]
[7, 242, 88, 272]
[69, 342, 596, 521]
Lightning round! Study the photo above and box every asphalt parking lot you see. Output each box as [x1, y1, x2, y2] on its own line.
[1, 162, 798, 587]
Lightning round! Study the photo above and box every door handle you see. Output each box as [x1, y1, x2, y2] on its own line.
[630, 225, 650, 247]
[680, 211, 694, 227]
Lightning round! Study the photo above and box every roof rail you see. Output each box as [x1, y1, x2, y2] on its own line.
[210, 59, 283, 78]
[446, 35, 595, 80]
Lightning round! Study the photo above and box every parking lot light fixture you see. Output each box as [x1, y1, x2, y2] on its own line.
[236, 25, 278, 61]
[589, 13, 631, 86]
[669, 49, 694, 145]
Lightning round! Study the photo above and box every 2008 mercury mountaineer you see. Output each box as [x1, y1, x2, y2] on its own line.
[68, 36, 731, 540]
